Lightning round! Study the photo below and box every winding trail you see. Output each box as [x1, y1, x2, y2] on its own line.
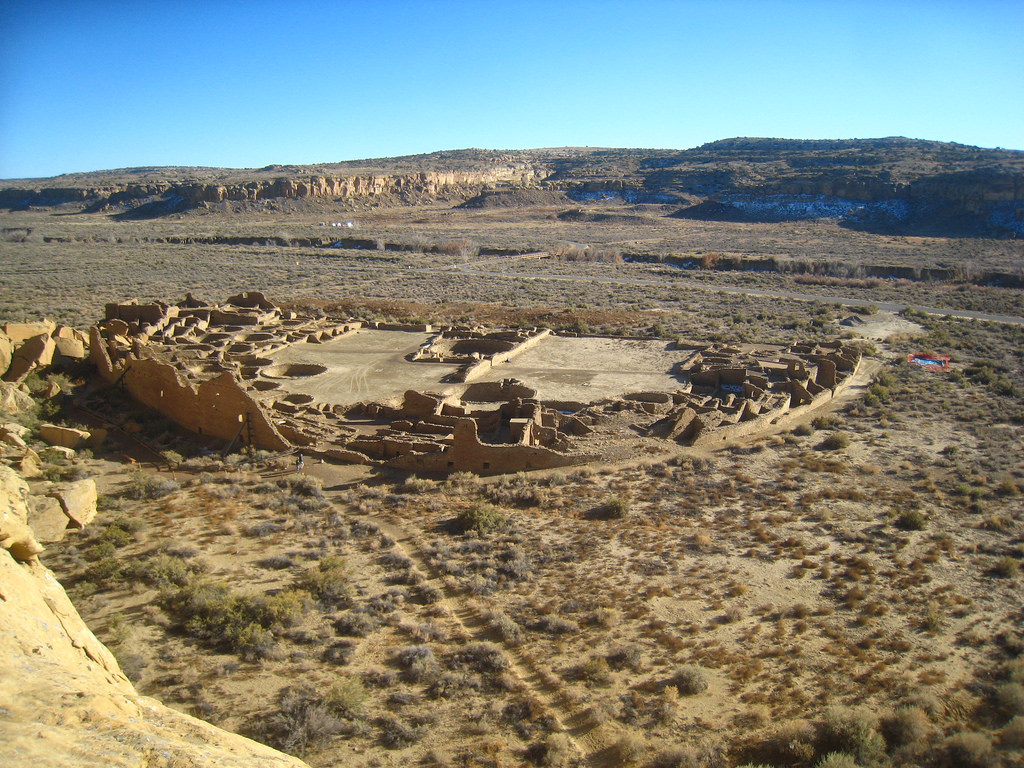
[333, 507, 624, 765]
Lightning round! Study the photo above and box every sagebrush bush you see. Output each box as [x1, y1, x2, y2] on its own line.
[123, 471, 179, 500]
[457, 503, 507, 534]
[817, 707, 884, 764]
[299, 555, 350, 606]
[672, 664, 709, 695]
[945, 732, 993, 768]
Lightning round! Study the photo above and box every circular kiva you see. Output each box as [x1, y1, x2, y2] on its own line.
[260, 362, 328, 379]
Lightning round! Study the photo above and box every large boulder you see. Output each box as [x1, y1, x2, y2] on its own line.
[0, 330, 12, 377]
[2, 321, 56, 345]
[48, 478, 97, 528]
[0, 382, 35, 415]
[0, 466, 43, 562]
[17, 447, 43, 479]
[39, 424, 90, 449]
[0, 423, 28, 449]
[4, 333, 56, 382]
[27, 495, 68, 542]
[53, 336, 87, 362]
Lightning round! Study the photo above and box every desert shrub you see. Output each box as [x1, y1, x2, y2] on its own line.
[416, 583, 443, 604]
[821, 432, 850, 450]
[817, 707, 884, 764]
[672, 664, 709, 696]
[792, 422, 814, 437]
[602, 495, 630, 518]
[278, 473, 324, 498]
[260, 684, 346, 756]
[457, 503, 508, 535]
[607, 644, 643, 672]
[259, 554, 295, 570]
[123, 471, 179, 500]
[378, 714, 422, 748]
[880, 706, 930, 749]
[322, 640, 355, 665]
[815, 754, 857, 768]
[753, 719, 816, 764]
[1001, 715, 1024, 748]
[528, 732, 576, 767]
[235, 623, 278, 662]
[334, 609, 379, 637]
[396, 644, 439, 683]
[993, 556, 1020, 578]
[484, 608, 524, 644]
[591, 606, 621, 628]
[812, 415, 842, 430]
[945, 732, 993, 768]
[323, 676, 366, 718]
[136, 553, 197, 588]
[534, 615, 578, 635]
[299, 555, 350, 606]
[453, 641, 509, 675]
[896, 509, 927, 531]
[402, 475, 435, 494]
[995, 682, 1024, 717]
[609, 732, 646, 765]
[573, 656, 613, 686]
[158, 578, 299, 660]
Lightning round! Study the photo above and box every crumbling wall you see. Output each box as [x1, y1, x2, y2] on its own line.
[388, 418, 584, 475]
[90, 330, 287, 450]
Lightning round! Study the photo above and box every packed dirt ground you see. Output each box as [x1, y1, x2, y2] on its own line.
[3, 196, 1024, 768]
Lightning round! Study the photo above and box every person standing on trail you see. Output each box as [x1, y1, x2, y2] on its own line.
[296, 453, 304, 472]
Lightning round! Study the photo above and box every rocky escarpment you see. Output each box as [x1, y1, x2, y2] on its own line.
[1, 138, 1022, 234]
[0, 165, 543, 216]
[0, 464, 309, 768]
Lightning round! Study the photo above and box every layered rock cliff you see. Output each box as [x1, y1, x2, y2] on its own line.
[1, 138, 1022, 235]
[0, 465, 309, 768]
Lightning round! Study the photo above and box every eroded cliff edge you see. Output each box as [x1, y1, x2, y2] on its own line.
[0, 465, 308, 768]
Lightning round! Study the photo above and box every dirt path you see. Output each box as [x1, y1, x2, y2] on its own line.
[340, 508, 624, 765]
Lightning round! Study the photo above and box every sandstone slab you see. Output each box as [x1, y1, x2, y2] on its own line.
[2, 320, 56, 345]
[17, 447, 43, 479]
[4, 333, 56, 382]
[0, 330, 12, 377]
[0, 382, 35, 415]
[27, 494, 68, 542]
[39, 423, 90, 449]
[49, 478, 97, 528]
[54, 336, 87, 361]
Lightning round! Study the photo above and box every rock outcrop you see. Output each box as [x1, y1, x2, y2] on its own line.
[0, 465, 309, 768]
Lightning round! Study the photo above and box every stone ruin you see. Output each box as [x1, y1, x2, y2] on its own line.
[86, 293, 862, 475]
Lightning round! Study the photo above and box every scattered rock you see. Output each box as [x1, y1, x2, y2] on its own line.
[0, 382, 34, 415]
[53, 335, 87, 361]
[17, 447, 43, 479]
[48, 478, 97, 528]
[27, 494, 68, 542]
[2, 320, 56, 345]
[0, 465, 43, 562]
[0, 330, 12, 377]
[39, 424, 90, 449]
[0, 424, 28, 449]
[3, 333, 56, 382]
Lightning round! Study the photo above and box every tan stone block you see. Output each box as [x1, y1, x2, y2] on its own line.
[28, 494, 68, 542]
[49, 478, 97, 528]
[39, 424, 90, 449]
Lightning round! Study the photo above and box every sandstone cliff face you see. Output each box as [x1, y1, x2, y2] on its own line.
[0, 465, 308, 768]
[0, 166, 542, 210]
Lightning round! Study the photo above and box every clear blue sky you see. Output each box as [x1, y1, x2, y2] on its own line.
[1, 0, 1022, 179]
